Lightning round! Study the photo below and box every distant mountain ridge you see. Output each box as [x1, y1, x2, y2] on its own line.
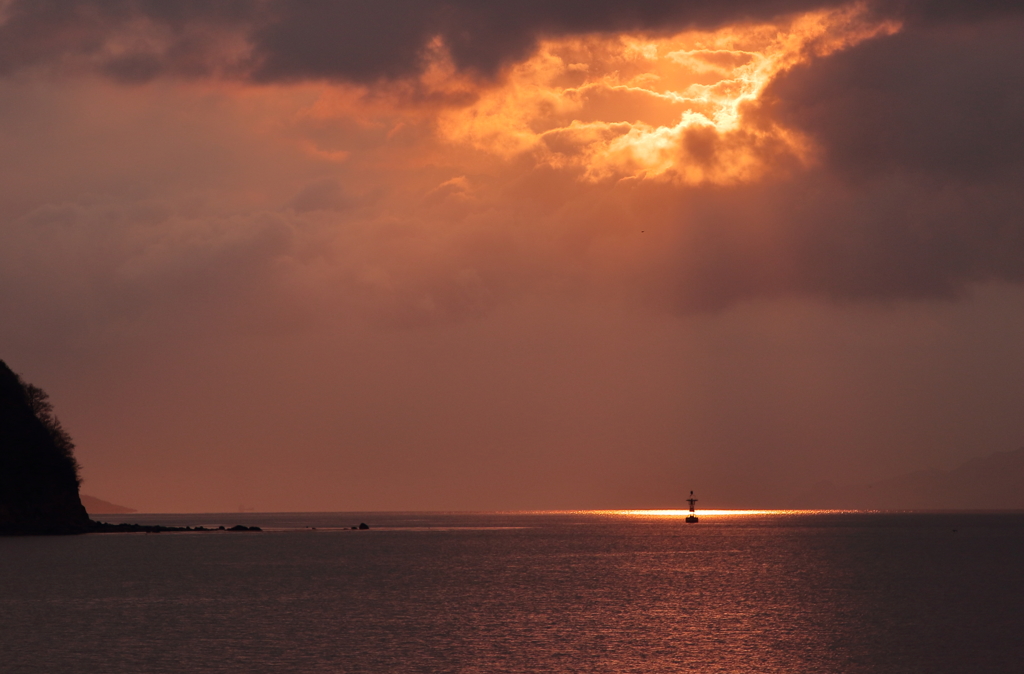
[791, 447, 1024, 510]
[80, 494, 137, 514]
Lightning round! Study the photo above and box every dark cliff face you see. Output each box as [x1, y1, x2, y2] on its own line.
[0, 360, 91, 535]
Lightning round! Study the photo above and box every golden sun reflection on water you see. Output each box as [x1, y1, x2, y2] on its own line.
[595, 509, 852, 516]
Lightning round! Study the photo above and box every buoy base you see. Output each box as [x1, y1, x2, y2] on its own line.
[686, 515, 699, 523]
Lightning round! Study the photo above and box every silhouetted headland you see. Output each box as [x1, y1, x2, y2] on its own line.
[1, 359, 260, 535]
[0, 359, 91, 535]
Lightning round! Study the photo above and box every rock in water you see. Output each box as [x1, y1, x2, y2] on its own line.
[0, 360, 91, 535]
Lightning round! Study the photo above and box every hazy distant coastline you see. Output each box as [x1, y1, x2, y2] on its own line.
[80, 494, 137, 515]
[791, 447, 1024, 510]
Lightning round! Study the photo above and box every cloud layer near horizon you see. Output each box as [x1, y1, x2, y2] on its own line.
[2, 0, 1024, 510]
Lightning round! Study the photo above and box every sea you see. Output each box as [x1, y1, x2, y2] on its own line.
[1, 511, 1022, 674]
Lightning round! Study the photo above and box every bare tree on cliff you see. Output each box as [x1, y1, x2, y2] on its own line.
[18, 381, 81, 485]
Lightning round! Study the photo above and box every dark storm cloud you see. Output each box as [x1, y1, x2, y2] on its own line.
[0, 0, 257, 82]
[723, 14, 1024, 305]
[2, 0, 1023, 82]
[895, 0, 1024, 24]
[0, 0, 853, 83]
[248, 0, 847, 82]
[3, 0, 1024, 83]
[762, 16, 1024, 181]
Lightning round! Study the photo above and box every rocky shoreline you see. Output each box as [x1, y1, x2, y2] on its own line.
[90, 522, 262, 533]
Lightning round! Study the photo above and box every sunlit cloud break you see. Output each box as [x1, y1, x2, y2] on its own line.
[435, 2, 900, 184]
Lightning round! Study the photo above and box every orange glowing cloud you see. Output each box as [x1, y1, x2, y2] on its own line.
[250, 3, 901, 191]
[431, 3, 900, 184]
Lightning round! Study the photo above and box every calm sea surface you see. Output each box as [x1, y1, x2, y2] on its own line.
[1, 511, 1023, 673]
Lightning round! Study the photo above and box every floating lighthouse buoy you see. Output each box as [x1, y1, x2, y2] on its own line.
[686, 491, 699, 523]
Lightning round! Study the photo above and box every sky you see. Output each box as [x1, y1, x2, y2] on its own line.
[2, 0, 1024, 512]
